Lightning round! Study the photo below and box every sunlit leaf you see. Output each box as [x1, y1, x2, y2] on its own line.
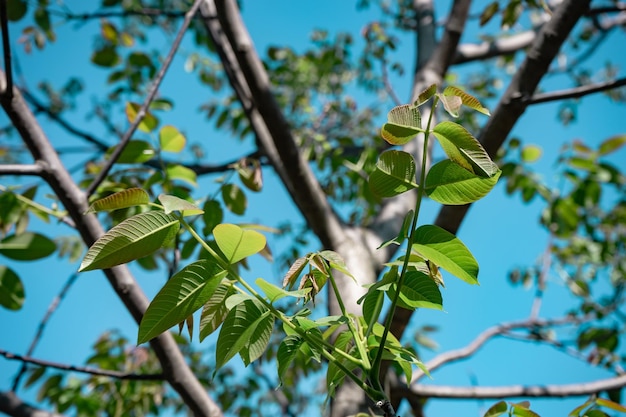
[521, 145, 542, 163]
[237, 159, 263, 192]
[484, 400, 508, 417]
[137, 260, 227, 344]
[158, 194, 203, 216]
[412, 225, 479, 285]
[125, 102, 159, 133]
[159, 125, 186, 153]
[369, 150, 418, 197]
[86, 188, 150, 213]
[598, 135, 626, 156]
[166, 164, 197, 187]
[213, 223, 266, 264]
[425, 159, 501, 205]
[319, 250, 353, 278]
[442, 86, 490, 116]
[108, 140, 155, 163]
[415, 84, 437, 107]
[595, 398, 626, 413]
[0, 232, 56, 261]
[432, 121, 498, 176]
[0, 266, 25, 310]
[440, 94, 462, 117]
[283, 257, 308, 289]
[256, 277, 310, 303]
[79, 211, 179, 272]
[381, 105, 421, 145]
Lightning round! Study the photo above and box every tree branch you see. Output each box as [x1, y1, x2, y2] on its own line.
[0, 164, 44, 176]
[86, 0, 204, 196]
[526, 76, 626, 105]
[453, 30, 536, 65]
[0, 71, 223, 417]
[1, 349, 164, 381]
[0, 0, 13, 99]
[397, 373, 626, 399]
[0, 391, 66, 417]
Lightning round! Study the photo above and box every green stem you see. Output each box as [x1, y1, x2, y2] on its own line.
[370, 97, 438, 384]
[0, 185, 68, 219]
[327, 269, 371, 371]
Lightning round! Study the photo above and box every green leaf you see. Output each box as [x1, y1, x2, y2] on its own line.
[415, 84, 437, 107]
[598, 135, 626, 156]
[442, 86, 490, 116]
[222, 183, 247, 215]
[200, 283, 235, 341]
[256, 278, 310, 303]
[412, 225, 479, 285]
[215, 299, 270, 370]
[79, 211, 179, 272]
[369, 150, 418, 197]
[86, 188, 150, 213]
[484, 400, 508, 417]
[595, 398, 626, 412]
[318, 250, 353, 278]
[125, 102, 159, 133]
[425, 159, 501, 205]
[137, 260, 227, 344]
[277, 336, 303, 383]
[91, 45, 121, 67]
[0, 265, 25, 310]
[432, 121, 498, 177]
[361, 288, 385, 325]
[0, 232, 56, 261]
[387, 271, 443, 310]
[511, 402, 540, 417]
[521, 145, 542, 163]
[158, 194, 203, 216]
[381, 105, 421, 145]
[108, 140, 155, 163]
[240, 310, 274, 366]
[166, 164, 197, 187]
[213, 223, 266, 264]
[480, 2, 500, 26]
[159, 125, 186, 153]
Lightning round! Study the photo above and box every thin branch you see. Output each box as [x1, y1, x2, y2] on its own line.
[52, 8, 186, 21]
[0, 164, 44, 176]
[1, 349, 164, 381]
[12, 273, 79, 391]
[398, 373, 626, 399]
[0, 0, 13, 99]
[21, 89, 109, 151]
[381, 59, 402, 107]
[586, 3, 626, 16]
[526, 76, 626, 105]
[453, 30, 536, 65]
[0, 391, 66, 417]
[86, 0, 204, 196]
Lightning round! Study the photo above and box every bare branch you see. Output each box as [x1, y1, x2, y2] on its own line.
[453, 30, 536, 65]
[0, 0, 13, 99]
[1, 349, 164, 381]
[86, 0, 204, 196]
[12, 274, 79, 391]
[0, 164, 44, 176]
[397, 373, 626, 399]
[0, 70, 223, 417]
[527, 77, 626, 105]
[52, 8, 186, 21]
[0, 391, 66, 417]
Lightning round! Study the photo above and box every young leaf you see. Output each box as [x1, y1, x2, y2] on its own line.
[439, 94, 463, 118]
[0, 232, 56, 261]
[125, 102, 159, 133]
[442, 86, 490, 116]
[236, 158, 263, 192]
[277, 336, 304, 384]
[107, 140, 155, 163]
[412, 225, 479, 285]
[221, 183, 247, 215]
[369, 150, 418, 198]
[598, 134, 626, 156]
[387, 271, 443, 310]
[79, 211, 179, 272]
[283, 257, 308, 289]
[137, 260, 227, 344]
[432, 121, 499, 177]
[0, 265, 25, 310]
[381, 104, 421, 145]
[86, 188, 150, 214]
[425, 159, 501, 205]
[213, 223, 266, 264]
[166, 164, 197, 187]
[215, 299, 269, 370]
[200, 283, 234, 341]
[521, 145, 542, 163]
[256, 278, 310, 303]
[159, 125, 186, 153]
[158, 194, 204, 216]
[319, 250, 354, 278]
[484, 400, 508, 417]
[415, 84, 437, 107]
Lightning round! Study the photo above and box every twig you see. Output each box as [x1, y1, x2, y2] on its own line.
[0, 0, 13, 99]
[11, 273, 79, 391]
[530, 234, 553, 319]
[526, 76, 626, 105]
[51, 8, 186, 21]
[0, 349, 164, 381]
[86, 0, 204, 196]
[381, 59, 402, 106]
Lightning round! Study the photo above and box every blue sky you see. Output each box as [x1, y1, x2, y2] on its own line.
[1, 1, 626, 416]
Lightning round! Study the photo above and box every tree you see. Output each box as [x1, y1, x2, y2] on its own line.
[1, 1, 625, 417]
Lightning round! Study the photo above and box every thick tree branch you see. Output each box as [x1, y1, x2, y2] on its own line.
[1, 349, 164, 381]
[0, 164, 44, 176]
[0, 0, 13, 98]
[86, 0, 204, 196]
[526, 77, 626, 105]
[397, 373, 626, 399]
[0, 71, 223, 417]
[453, 30, 536, 65]
[0, 391, 66, 417]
